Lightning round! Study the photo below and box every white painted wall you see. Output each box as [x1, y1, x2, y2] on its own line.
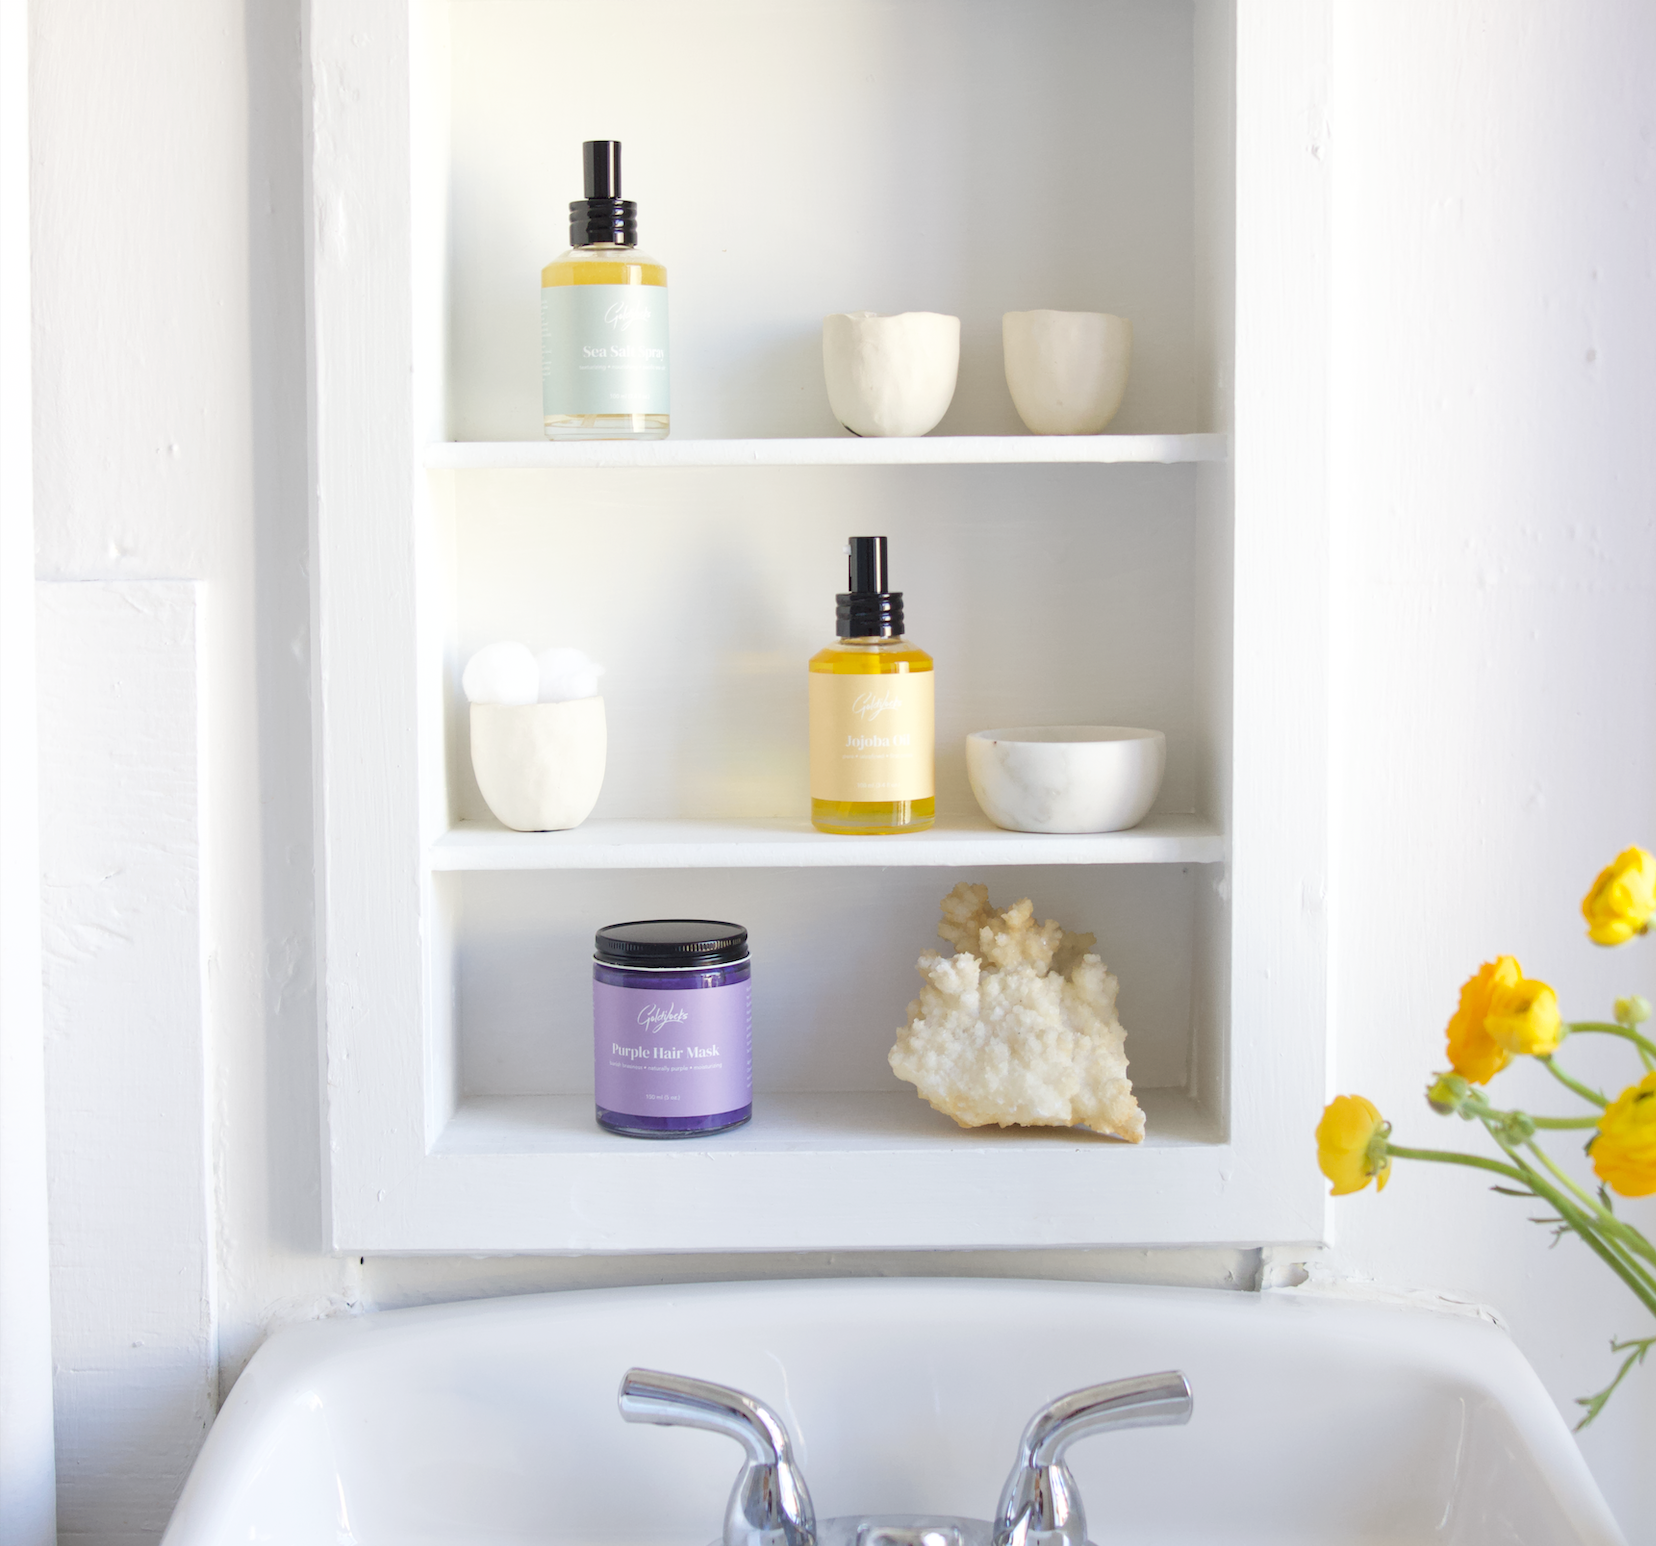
[23, 0, 1656, 1539]
[1326, 1, 1656, 1529]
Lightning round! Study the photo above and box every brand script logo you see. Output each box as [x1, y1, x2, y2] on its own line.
[850, 687, 902, 722]
[638, 1001, 689, 1035]
[605, 299, 652, 332]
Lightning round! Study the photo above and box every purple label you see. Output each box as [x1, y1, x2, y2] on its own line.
[593, 979, 752, 1117]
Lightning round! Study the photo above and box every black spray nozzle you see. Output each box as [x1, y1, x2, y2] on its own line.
[583, 140, 621, 199]
[847, 535, 888, 594]
[570, 140, 636, 247]
[836, 536, 903, 638]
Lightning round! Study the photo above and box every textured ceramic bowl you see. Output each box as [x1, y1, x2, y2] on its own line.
[966, 726, 1165, 834]
[470, 698, 605, 832]
[822, 311, 960, 436]
[1002, 310, 1132, 434]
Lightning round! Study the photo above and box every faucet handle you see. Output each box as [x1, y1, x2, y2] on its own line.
[992, 1372, 1192, 1546]
[620, 1367, 817, 1546]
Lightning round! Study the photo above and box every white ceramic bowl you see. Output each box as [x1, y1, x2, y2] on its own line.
[1002, 310, 1132, 434]
[822, 311, 960, 436]
[470, 698, 606, 832]
[966, 725, 1165, 833]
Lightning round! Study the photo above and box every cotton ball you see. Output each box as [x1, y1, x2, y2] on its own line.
[537, 646, 605, 703]
[463, 641, 538, 705]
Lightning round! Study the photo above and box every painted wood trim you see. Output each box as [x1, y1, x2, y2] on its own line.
[36, 581, 213, 1537]
[0, 0, 57, 1533]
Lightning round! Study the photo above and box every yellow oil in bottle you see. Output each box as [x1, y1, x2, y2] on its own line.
[808, 537, 934, 835]
[541, 251, 670, 441]
[809, 638, 935, 834]
[542, 142, 669, 440]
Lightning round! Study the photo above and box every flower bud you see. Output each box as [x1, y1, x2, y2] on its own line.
[1495, 1110, 1536, 1144]
[1615, 995, 1653, 1027]
[1427, 1072, 1472, 1115]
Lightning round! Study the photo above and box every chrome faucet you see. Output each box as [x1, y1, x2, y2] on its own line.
[619, 1368, 818, 1546]
[990, 1373, 1193, 1546]
[619, 1366, 1190, 1546]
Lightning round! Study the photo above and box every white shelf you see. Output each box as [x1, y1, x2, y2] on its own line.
[436, 1089, 1218, 1156]
[429, 812, 1224, 872]
[422, 433, 1226, 471]
[369, 1089, 1253, 1253]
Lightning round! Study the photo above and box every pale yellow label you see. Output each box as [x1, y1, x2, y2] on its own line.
[809, 671, 935, 802]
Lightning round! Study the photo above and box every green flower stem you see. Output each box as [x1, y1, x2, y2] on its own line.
[1526, 1140, 1609, 1218]
[1456, 1093, 1598, 1130]
[1568, 1021, 1656, 1061]
[1508, 1158, 1656, 1319]
[1540, 1056, 1607, 1108]
[1387, 1134, 1656, 1322]
[1495, 1144, 1656, 1318]
[1384, 1144, 1530, 1183]
[1516, 1138, 1656, 1271]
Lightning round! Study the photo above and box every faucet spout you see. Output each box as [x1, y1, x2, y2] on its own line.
[619, 1368, 817, 1546]
[992, 1373, 1191, 1546]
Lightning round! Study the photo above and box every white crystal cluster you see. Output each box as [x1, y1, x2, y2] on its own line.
[888, 882, 1144, 1142]
[462, 642, 604, 705]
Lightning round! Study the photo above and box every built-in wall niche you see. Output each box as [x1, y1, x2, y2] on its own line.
[436, 0, 1200, 443]
[445, 863, 1212, 1105]
[436, 463, 1203, 829]
[312, 0, 1330, 1253]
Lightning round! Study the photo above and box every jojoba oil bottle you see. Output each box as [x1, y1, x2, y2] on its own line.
[808, 537, 935, 834]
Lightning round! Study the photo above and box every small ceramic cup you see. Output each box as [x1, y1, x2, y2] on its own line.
[1002, 310, 1132, 435]
[822, 311, 960, 437]
[470, 698, 606, 832]
[966, 726, 1165, 834]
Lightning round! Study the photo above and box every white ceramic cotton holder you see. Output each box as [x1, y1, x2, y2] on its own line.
[470, 698, 606, 832]
[966, 725, 1165, 834]
[1002, 310, 1132, 435]
[822, 311, 960, 437]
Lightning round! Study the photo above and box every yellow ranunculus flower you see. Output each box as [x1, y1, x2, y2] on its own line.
[1591, 1073, 1656, 1197]
[1445, 957, 1522, 1083]
[1316, 1095, 1391, 1196]
[1582, 847, 1656, 947]
[1486, 977, 1563, 1057]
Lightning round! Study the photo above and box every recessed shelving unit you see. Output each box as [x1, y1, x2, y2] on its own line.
[309, 0, 1330, 1254]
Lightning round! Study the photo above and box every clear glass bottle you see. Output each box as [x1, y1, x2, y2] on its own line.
[808, 538, 935, 835]
[541, 141, 669, 441]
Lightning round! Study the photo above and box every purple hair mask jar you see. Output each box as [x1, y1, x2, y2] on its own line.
[592, 919, 753, 1138]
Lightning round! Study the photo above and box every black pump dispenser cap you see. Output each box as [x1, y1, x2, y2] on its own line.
[836, 536, 904, 638]
[569, 140, 637, 247]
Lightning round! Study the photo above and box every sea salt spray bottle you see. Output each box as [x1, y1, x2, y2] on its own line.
[541, 140, 669, 440]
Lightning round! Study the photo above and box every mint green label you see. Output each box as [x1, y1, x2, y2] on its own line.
[541, 284, 669, 417]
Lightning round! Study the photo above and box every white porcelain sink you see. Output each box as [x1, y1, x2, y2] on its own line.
[161, 1279, 1624, 1546]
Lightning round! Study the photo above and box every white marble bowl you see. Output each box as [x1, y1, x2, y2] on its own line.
[1002, 310, 1132, 434]
[966, 726, 1165, 834]
[470, 698, 605, 832]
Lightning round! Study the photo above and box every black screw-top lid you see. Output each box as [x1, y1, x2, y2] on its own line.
[569, 140, 637, 247]
[595, 919, 749, 968]
[836, 535, 905, 638]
